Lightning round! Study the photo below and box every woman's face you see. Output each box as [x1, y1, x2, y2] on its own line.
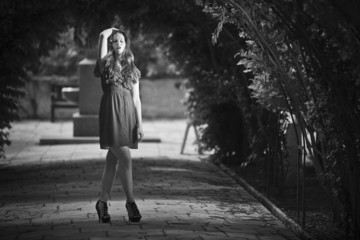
[111, 32, 126, 55]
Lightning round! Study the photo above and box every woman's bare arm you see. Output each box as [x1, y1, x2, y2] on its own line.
[97, 28, 117, 73]
[132, 81, 144, 141]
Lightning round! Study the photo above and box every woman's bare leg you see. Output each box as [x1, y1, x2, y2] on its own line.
[99, 150, 118, 202]
[110, 146, 134, 202]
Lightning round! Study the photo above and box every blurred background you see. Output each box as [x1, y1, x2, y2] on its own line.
[1, 1, 359, 239]
[14, 3, 187, 120]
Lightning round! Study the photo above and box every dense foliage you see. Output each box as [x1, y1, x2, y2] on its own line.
[37, 28, 83, 77]
[197, 0, 360, 237]
[0, 0, 74, 158]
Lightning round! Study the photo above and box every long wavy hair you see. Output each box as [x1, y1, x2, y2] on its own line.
[104, 30, 141, 90]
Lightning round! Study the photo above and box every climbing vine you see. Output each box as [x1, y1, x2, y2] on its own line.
[198, 0, 360, 237]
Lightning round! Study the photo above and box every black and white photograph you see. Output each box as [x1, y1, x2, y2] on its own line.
[0, 1, 359, 239]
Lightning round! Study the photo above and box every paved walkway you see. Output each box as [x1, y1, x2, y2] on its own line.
[0, 120, 299, 240]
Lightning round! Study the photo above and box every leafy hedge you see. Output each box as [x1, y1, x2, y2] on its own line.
[197, 0, 360, 237]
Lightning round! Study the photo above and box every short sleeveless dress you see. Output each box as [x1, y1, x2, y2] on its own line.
[98, 67, 139, 149]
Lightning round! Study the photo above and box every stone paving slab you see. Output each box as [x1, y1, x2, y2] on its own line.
[0, 120, 300, 240]
[0, 157, 299, 240]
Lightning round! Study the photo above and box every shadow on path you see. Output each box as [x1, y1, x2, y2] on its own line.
[0, 158, 298, 240]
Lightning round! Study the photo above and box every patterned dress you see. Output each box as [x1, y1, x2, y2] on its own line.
[99, 66, 138, 149]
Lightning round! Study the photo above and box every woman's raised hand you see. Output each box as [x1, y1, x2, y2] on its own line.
[100, 27, 119, 37]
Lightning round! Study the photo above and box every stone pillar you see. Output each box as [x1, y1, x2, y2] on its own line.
[73, 54, 102, 136]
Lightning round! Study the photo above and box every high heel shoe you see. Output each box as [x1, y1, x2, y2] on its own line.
[125, 202, 142, 222]
[95, 200, 111, 223]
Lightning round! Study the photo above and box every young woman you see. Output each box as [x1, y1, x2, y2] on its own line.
[94, 27, 143, 223]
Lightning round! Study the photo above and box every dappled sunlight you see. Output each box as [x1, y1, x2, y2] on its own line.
[0, 157, 296, 239]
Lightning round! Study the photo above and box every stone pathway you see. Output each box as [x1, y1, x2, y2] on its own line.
[0, 120, 299, 240]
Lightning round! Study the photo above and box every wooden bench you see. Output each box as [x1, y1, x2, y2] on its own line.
[50, 80, 79, 122]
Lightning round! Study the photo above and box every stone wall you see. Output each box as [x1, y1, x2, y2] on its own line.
[140, 79, 187, 119]
[19, 77, 187, 120]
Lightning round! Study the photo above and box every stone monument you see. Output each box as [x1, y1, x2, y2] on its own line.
[73, 51, 102, 136]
